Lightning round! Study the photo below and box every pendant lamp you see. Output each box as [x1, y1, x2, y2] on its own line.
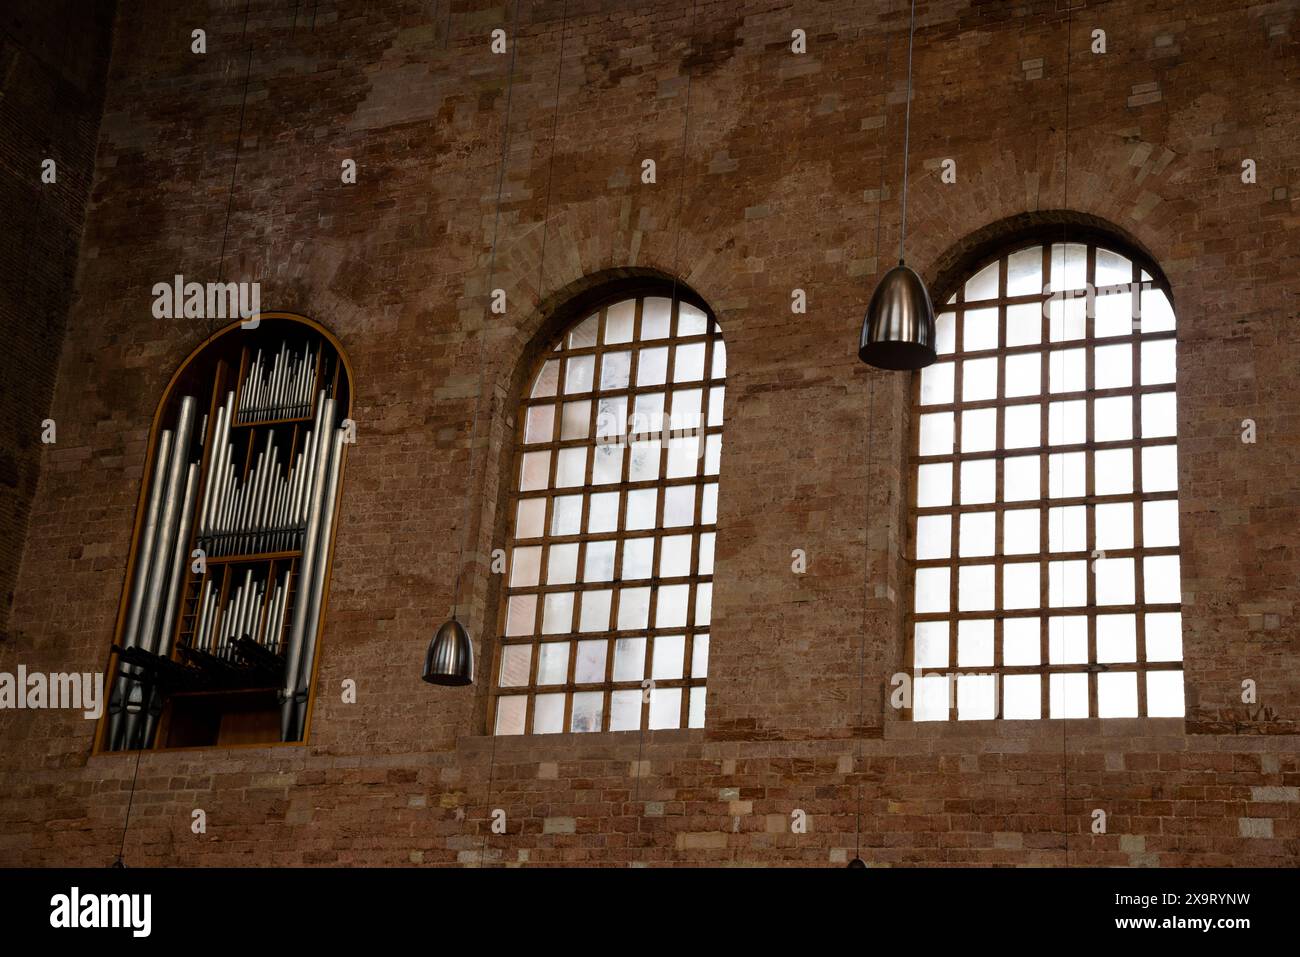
[422, 616, 474, 686]
[858, 0, 936, 372]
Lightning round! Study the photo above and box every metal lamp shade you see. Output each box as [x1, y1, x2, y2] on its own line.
[858, 262, 937, 371]
[423, 617, 474, 686]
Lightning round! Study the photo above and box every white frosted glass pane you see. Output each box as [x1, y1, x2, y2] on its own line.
[1004, 353, 1040, 398]
[963, 307, 998, 352]
[659, 534, 692, 577]
[1146, 670, 1184, 717]
[570, 691, 604, 732]
[1003, 618, 1041, 665]
[1098, 672, 1138, 718]
[609, 689, 642, 730]
[636, 346, 668, 386]
[957, 619, 994, 667]
[565, 354, 595, 394]
[525, 405, 555, 444]
[1049, 615, 1088, 664]
[520, 450, 551, 491]
[961, 408, 997, 452]
[600, 350, 632, 390]
[1049, 560, 1087, 607]
[516, 498, 546, 538]
[588, 492, 619, 533]
[1142, 392, 1177, 438]
[1048, 505, 1086, 552]
[1050, 242, 1087, 290]
[1139, 287, 1176, 332]
[1096, 614, 1136, 663]
[1095, 556, 1135, 605]
[536, 642, 570, 684]
[1006, 302, 1042, 347]
[914, 567, 950, 613]
[579, 590, 612, 632]
[1144, 555, 1181, 604]
[1142, 445, 1178, 492]
[655, 584, 689, 628]
[1095, 248, 1131, 287]
[1094, 396, 1133, 442]
[691, 633, 710, 678]
[1048, 293, 1086, 341]
[1049, 348, 1086, 393]
[919, 412, 954, 455]
[694, 583, 712, 626]
[1003, 403, 1040, 450]
[956, 674, 997, 720]
[915, 514, 951, 560]
[1002, 675, 1041, 719]
[1004, 455, 1040, 502]
[711, 340, 727, 379]
[1141, 339, 1176, 385]
[649, 687, 681, 729]
[555, 447, 587, 487]
[1094, 290, 1134, 338]
[531, 360, 560, 398]
[605, 300, 635, 343]
[935, 312, 956, 355]
[625, 488, 657, 530]
[617, 588, 651, 629]
[584, 540, 616, 582]
[1048, 400, 1087, 445]
[960, 458, 996, 505]
[533, 692, 565, 733]
[669, 388, 702, 429]
[665, 438, 699, 480]
[591, 444, 624, 484]
[1003, 509, 1039, 554]
[652, 634, 685, 680]
[1050, 673, 1089, 718]
[551, 495, 582, 535]
[698, 532, 715, 575]
[613, 637, 646, 681]
[688, 687, 706, 729]
[575, 639, 607, 683]
[510, 546, 542, 587]
[678, 302, 708, 335]
[499, 645, 532, 687]
[628, 439, 661, 482]
[920, 361, 954, 405]
[701, 484, 718, 523]
[546, 543, 579, 584]
[1095, 502, 1135, 550]
[542, 592, 574, 634]
[1093, 344, 1132, 389]
[708, 386, 724, 426]
[916, 463, 953, 507]
[568, 315, 598, 348]
[1145, 612, 1182, 661]
[1142, 500, 1179, 547]
[962, 357, 998, 401]
[663, 485, 696, 526]
[964, 261, 999, 301]
[1002, 562, 1040, 610]
[631, 391, 664, 436]
[673, 342, 705, 382]
[640, 298, 672, 339]
[958, 512, 995, 557]
[495, 695, 527, 735]
[914, 674, 951, 721]
[1007, 246, 1042, 296]
[703, 434, 722, 475]
[958, 564, 995, 611]
[1093, 448, 1133, 495]
[1049, 451, 1086, 498]
[505, 594, 537, 636]
[914, 621, 948, 668]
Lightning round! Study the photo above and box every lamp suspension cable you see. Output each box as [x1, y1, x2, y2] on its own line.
[1058, 1, 1074, 868]
[897, 0, 917, 264]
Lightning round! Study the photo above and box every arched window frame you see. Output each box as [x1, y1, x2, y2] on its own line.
[907, 236, 1184, 721]
[491, 286, 725, 735]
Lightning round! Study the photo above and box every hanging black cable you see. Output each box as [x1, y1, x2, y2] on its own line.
[1058, 1, 1074, 869]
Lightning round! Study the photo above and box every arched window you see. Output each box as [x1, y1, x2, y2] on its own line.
[492, 291, 725, 734]
[100, 315, 352, 751]
[909, 240, 1183, 720]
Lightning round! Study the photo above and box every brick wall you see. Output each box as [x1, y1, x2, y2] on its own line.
[0, 0, 1296, 866]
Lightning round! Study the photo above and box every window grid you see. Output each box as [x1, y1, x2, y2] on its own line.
[908, 242, 1183, 721]
[492, 294, 724, 735]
